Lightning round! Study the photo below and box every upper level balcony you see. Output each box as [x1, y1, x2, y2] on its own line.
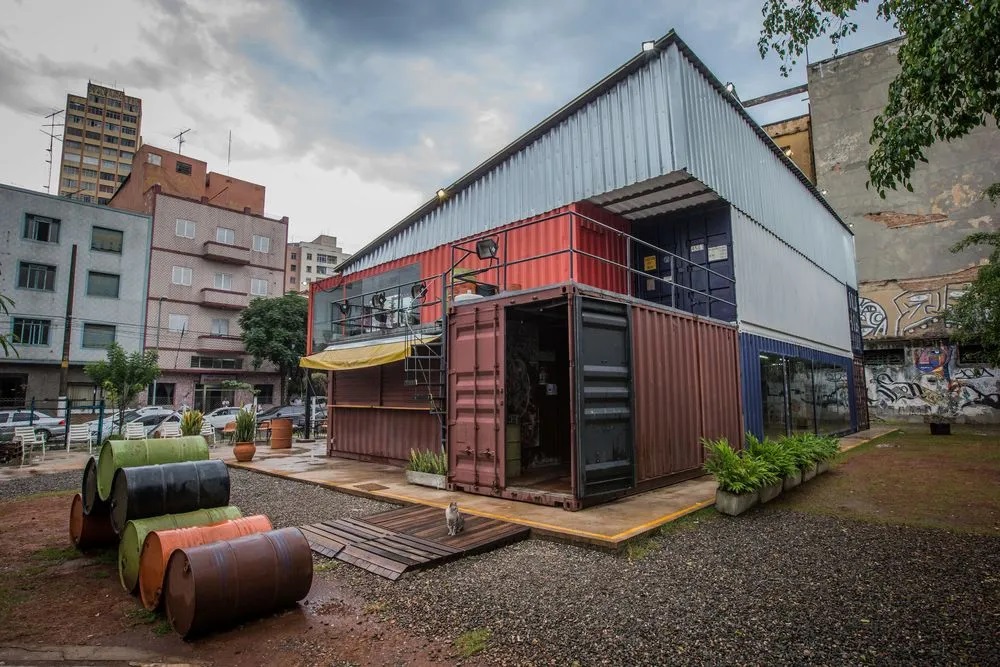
[203, 241, 250, 265]
[201, 288, 250, 310]
[196, 334, 244, 353]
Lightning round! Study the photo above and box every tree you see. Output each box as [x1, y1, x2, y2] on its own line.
[949, 233, 1000, 365]
[238, 293, 308, 405]
[84, 343, 161, 430]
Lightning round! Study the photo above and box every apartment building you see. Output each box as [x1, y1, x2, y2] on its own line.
[285, 235, 351, 292]
[0, 184, 152, 406]
[58, 83, 142, 204]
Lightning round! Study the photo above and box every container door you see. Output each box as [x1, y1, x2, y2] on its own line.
[447, 302, 505, 491]
[677, 207, 735, 321]
[574, 296, 635, 500]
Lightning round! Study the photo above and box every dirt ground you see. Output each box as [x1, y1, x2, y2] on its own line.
[772, 424, 1000, 534]
[0, 492, 471, 666]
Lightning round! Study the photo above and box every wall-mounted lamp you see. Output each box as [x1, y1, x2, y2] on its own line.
[338, 302, 351, 315]
[475, 237, 498, 260]
[436, 188, 448, 200]
[641, 41, 656, 53]
[411, 282, 428, 300]
[371, 292, 387, 308]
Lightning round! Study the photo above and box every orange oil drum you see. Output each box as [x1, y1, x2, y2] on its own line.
[269, 418, 292, 449]
[69, 493, 117, 550]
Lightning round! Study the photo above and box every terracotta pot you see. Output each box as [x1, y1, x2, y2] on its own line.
[233, 441, 256, 462]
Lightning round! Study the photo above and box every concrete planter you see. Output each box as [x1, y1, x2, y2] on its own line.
[715, 489, 760, 516]
[801, 463, 818, 482]
[405, 470, 447, 490]
[759, 481, 783, 504]
[816, 459, 831, 475]
[783, 470, 802, 491]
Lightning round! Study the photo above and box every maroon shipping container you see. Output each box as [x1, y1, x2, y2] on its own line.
[447, 284, 742, 510]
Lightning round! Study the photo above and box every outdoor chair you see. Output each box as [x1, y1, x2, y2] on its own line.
[13, 426, 46, 467]
[67, 424, 94, 454]
[200, 422, 216, 447]
[221, 422, 236, 445]
[160, 422, 181, 438]
[124, 423, 147, 440]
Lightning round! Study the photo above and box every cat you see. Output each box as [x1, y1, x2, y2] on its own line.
[445, 501, 465, 536]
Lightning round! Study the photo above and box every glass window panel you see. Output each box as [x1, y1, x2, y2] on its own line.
[787, 357, 816, 434]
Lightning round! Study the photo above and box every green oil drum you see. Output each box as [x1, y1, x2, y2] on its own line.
[118, 505, 242, 593]
[97, 437, 209, 501]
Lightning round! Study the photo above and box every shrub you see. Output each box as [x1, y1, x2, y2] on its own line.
[180, 410, 203, 436]
[407, 449, 447, 475]
[777, 433, 842, 467]
[233, 408, 257, 443]
[702, 437, 775, 494]
[745, 433, 797, 478]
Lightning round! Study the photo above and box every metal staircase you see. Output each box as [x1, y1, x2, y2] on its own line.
[403, 317, 447, 450]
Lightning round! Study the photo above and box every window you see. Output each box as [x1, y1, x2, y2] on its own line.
[82, 323, 115, 348]
[252, 235, 270, 253]
[289, 276, 295, 284]
[87, 118, 102, 128]
[92, 227, 123, 253]
[82, 155, 99, 166]
[147, 383, 175, 406]
[120, 138, 136, 148]
[80, 182, 96, 191]
[290, 252, 297, 259]
[863, 348, 905, 366]
[85, 131, 101, 140]
[69, 101, 85, 112]
[125, 103, 138, 113]
[123, 114, 137, 124]
[89, 94, 103, 104]
[216, 227, 235, 245]
[62, 178, 79, 189]
[290, 264, 296, 271]
[64, 166, 79, 176]
[119, 150, 133, 160]
[253, 384, 274, 404]
[105, 122, 119, 132]
[211, 318, 230, 335]
[17, 262, 56, 291]
[121, 126, 136, 136]
[81, 168, 98, 179]
[119, 164, 131, 175]
[99, 184, 115, 194]
[23, 214, 61, 243]
[214, 273, 233, 290]
[957, 345, 989, 366]
[65, 140, 82, 150]
[117, 174, 127, 183]
[12, 318, 50, 346]
[175, 218, 196, 238]
[104, 135, 118, 144]
[86, 105, 102, 114]
[86, 271, 120, 298]
[98, 198, 110, 205]
[68, 114, 83, 124]
[167, 314, 189, 333]
[102, 159, 116, 169]
[147, 153, 162, 166]
[105, 110, 121, 121]
[190, 356, 243, 369]
[171, 266, 193, 286]
[102, 147, 117, 158]
[81, 195, 93, 203]
[316, 266, 327, 275]
[107, 98, 122, 108]
[176, 161, 192, 175]
[66, 127, 83, 137]
[305, 266, 312, 273]
[306, 253, 312, 260]
[250, 278, 268, 296]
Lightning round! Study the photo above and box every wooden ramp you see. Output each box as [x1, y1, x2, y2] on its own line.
[301, 505, 530, 580]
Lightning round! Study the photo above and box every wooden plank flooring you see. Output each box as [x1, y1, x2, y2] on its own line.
[302, 505, 530, 580]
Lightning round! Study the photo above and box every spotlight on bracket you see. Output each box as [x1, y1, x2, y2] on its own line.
[436, 188, 448, 200]
[475, 237, 498, 260]
[371, 292, 387, 308]
[641, 41, 656, 53]
[411, 282, 428, 300]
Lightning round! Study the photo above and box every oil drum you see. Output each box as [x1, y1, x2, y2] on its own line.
[69, 493, 117, 550]
[118, 505, 243, 593]
[109, 459, 230, 534]
[81, 456, 109, 516]
[138, 515, 273, 610]
[164, 527, 313, 638]
[96, 436, 209, 501]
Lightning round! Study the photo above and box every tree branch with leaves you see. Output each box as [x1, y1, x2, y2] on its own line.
[238, 293, 308, 405]
[84, 343, 161, 431]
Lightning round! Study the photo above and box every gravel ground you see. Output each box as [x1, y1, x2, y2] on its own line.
[0, 470, 79, 500]
[336, 509, 1000, 666]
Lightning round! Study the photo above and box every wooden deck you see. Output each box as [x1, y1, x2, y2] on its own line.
[300, 505, 530, 580]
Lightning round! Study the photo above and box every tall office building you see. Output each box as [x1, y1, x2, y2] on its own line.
[57, 82, 142, 205]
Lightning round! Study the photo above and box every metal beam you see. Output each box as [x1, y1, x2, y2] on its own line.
[741, 84, 808, 108]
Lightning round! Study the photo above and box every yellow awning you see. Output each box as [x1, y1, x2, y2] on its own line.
[300, 334, 440, 371]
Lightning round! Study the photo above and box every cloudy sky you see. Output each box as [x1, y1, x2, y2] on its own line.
[0, 0, 896, 253]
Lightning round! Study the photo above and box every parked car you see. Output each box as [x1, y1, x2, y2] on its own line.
[203, 406, 243, 430]
[148, 411, 183, 438]
[0, 410, 66, 442]
[257, 404, 306, 430]
[85, 407, 174, 440]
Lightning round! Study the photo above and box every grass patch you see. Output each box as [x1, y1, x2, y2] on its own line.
[622, 537, 657, 561]
[0, 587, 28, 622]
[454, 627, 490, 658]
[31, 546, 79, 565]
[90, 549, 117, 565]
[363, 600, 387, 615]
[314, 558, 340, 573]
[153, 619, 173, 636]
[123, 606, 158, 627]
[90, 569, 111, 579]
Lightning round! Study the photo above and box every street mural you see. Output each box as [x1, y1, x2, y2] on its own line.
[859, 283, 967, 338]
[866, 344, 1000, 422]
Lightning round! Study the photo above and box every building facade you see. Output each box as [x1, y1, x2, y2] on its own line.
[808, 39, 1000, 423]
[762, 114, 815, 184]
[0, 184, 152, 406]
[58, 82, 142, 204]
[284, 235, 351, 293]
[304, 31, 863, 509]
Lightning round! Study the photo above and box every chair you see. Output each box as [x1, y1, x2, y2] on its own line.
[67, 424, 94, 454]
[13, 427, 46, 467]
[221, 422, 236, 445]
[124, 422, 147, 440]
[160, 422, 181, 438]
[200, 422, 216, 447]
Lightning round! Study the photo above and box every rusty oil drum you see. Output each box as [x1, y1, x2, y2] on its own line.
[164, 527, 313, 638]
[138, 515, 273, 611]
[119, 506, 243, 593]
[69, 493, 117, 550]
[81, 456, 109, 516]
[109, 459, 230, 535]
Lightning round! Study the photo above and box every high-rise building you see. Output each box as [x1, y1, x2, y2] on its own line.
[57, 82, 142, 205]
[285, 235, 351, 292]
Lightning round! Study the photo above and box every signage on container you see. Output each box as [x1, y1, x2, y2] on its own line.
[643, 255, 657, 271]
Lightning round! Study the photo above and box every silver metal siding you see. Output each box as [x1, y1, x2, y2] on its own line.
[345, 47, 687, 273]
[731, 208, 852, 355]
[677, 57, 857, 287]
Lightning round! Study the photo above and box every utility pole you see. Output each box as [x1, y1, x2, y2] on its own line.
[41, 109, 64, 193]
[59, 245, 78, 396]
[151, 296, 164, 405]
[173, 128, 191, 154]
[227, 130, 232, 174]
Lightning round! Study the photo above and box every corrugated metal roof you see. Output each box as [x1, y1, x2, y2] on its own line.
[338, 30, 850, 277]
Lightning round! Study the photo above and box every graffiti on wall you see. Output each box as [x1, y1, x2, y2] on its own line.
[866, 344, 1000, 422]
[859, 283, 967, 338]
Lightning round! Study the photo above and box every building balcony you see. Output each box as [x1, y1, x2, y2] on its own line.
[203, 241, 251, 265]
[200, 288, 250, 310]
[196, 334, 244, 353]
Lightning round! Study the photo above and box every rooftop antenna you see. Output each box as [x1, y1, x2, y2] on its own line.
[172, 128, 191, 154]
[227, 130, 232, 174]
[41, 109, 64, 193]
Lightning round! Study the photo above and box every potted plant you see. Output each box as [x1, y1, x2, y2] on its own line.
[815, 435, 840, 474]
[405, 449, 448, 489]
[745, 434, 793, 503]
[232, 408, 257, 462]
[780, 436, 807, 491]
[703, 437, 771, 516]
[180, 410, 204, 437]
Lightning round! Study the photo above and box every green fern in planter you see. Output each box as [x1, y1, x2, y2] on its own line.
[180, 410, 204, 436]
[407, 449, 447, 475]
[745, 433, 797, 479]
[702, 438, 776, 495]
[233, 408, 257, 443]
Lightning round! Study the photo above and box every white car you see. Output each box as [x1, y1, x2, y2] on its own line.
[203, 406, 243, 430]
[0, 410, 66, 442]
[85, 408, 174, 440]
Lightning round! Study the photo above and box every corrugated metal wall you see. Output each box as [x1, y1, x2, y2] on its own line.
[678, 54, 856, 287]
[731, 207, 852, 355]
[329, 407, 438, 465]
[739, 332, 856, 440]
[631, 303, 743, 482]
